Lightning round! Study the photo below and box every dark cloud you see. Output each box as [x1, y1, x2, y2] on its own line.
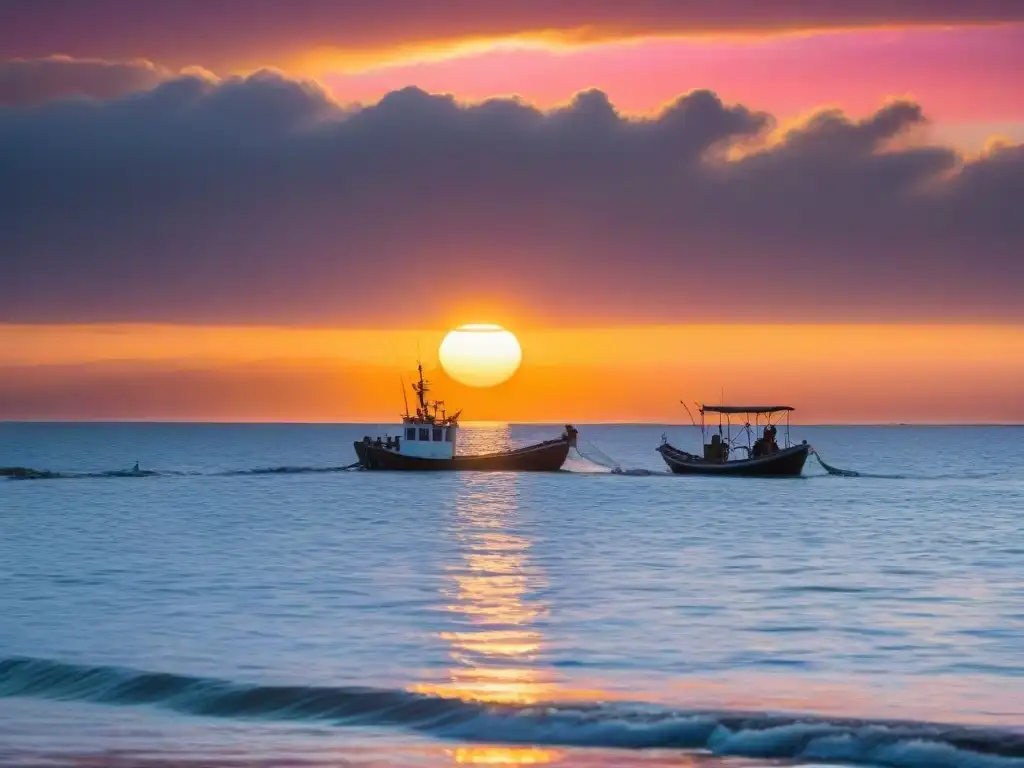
[0, 56, 172, 106]
[0, 71, 1021, 324]
[2, 0, 1022, 71]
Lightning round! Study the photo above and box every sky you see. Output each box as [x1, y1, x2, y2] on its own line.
[1, 0, 1022, 423]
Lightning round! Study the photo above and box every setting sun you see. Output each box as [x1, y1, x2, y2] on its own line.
[439, 324, 523, 387]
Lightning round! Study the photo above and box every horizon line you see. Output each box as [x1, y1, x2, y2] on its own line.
[1, 419, 1021, 428]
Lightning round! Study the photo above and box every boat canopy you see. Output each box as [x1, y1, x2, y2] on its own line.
[700, 405, 794, 415]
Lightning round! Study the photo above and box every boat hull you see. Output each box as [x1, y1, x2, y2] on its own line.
[658, 442, 810, 477]
[354, 436, 572, 472]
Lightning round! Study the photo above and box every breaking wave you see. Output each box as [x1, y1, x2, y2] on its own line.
[2, 657, 1022, 767]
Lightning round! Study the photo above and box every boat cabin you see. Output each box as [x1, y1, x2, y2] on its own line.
[675, 404, 797, 463]
[398, 419, 459, 459]
[360, 361, 462, 459]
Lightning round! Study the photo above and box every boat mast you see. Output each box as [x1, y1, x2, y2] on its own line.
[415, 361, 429, 413]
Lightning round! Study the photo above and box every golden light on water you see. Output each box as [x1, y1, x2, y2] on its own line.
[439, 324, 523, 387]
[412, 465, 557, 706]
[447, 746, 560, 765]
[411, 441, 624, 756]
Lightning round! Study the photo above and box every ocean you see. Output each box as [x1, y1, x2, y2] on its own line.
[1, 423, 1022, 767]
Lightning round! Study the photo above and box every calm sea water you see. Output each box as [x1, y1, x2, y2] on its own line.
[1, 423, 1022, 768]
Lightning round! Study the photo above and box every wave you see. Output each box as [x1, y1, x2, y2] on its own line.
[0, 466, 64, 480]
[0, 463, 1006, 483]
[2, 465, 359, 481]
[2, 657, 1022, 767]
[1, 466, 188, 481]
[220, 465, 356, 476]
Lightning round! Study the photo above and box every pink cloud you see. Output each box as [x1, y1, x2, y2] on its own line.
[326, 25, 1024, 129]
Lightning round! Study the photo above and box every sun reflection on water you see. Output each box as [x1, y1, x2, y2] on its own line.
[453, 423, 515, 456]
[447, 746, 560, 765]
[413, 451, 558, 708]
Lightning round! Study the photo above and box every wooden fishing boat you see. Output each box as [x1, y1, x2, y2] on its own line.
[658, 404, 810, 477]
[353, 362, 578, 472]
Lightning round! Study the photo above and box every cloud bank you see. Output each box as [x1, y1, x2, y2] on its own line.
[0, 70, 1021, 324]
[0, 56, 172, 106]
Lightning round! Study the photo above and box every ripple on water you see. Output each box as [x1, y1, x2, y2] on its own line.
[2, 423, 1024, 764]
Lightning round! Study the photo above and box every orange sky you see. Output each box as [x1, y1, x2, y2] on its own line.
[1, 324, 1020, 423]
[2, 4, 1022, 424]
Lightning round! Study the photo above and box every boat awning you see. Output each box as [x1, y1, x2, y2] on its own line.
[700, 404, 794, 414]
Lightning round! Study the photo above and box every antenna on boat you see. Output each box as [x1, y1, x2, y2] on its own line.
[400, 374, 410, 418]
[680, 400, 698, 429]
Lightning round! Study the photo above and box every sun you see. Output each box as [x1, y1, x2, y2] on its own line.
[439, 324, 523, 387]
